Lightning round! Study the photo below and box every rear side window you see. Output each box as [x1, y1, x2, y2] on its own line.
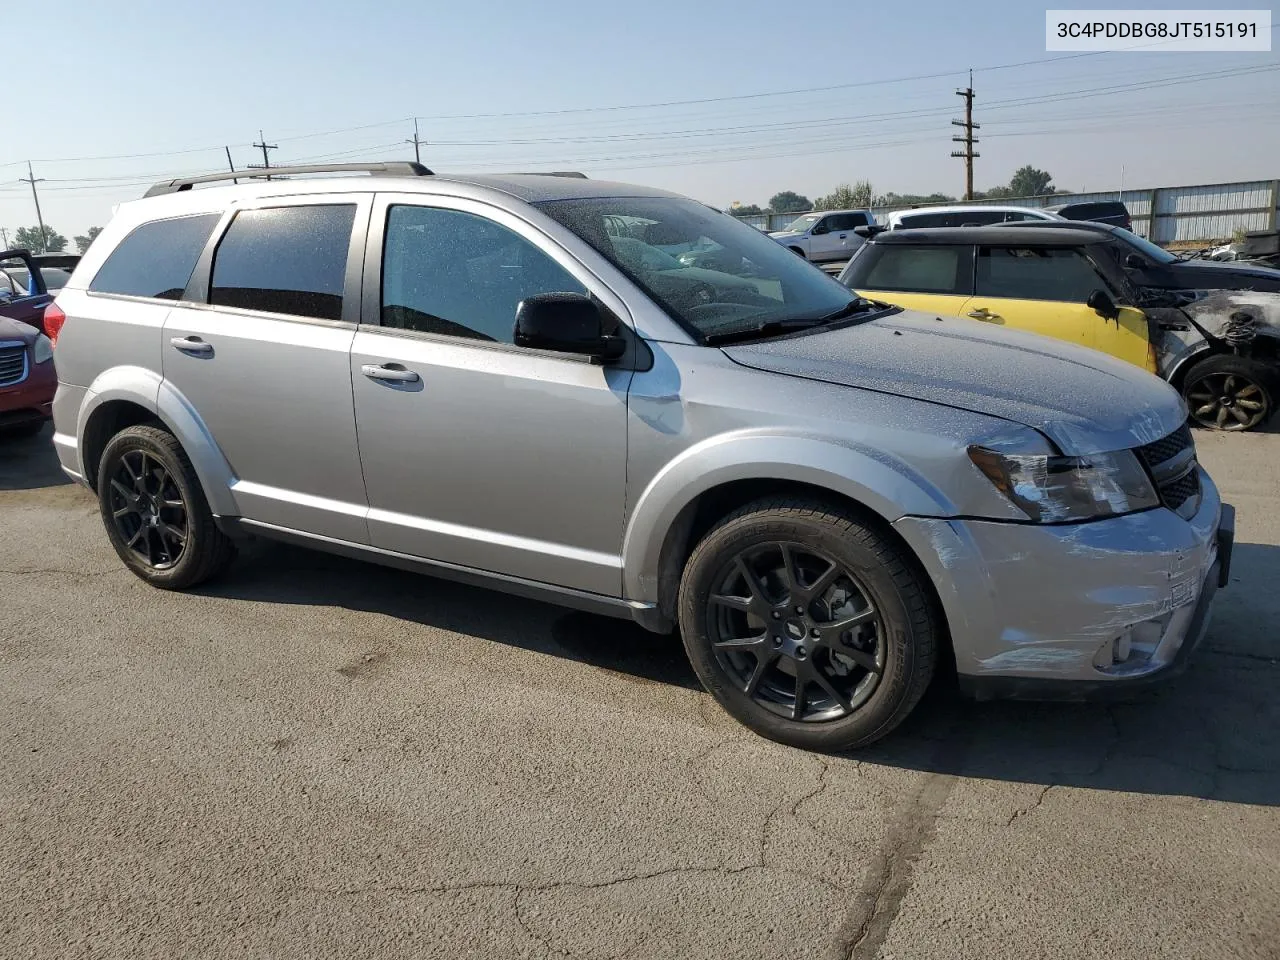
[209, 205, 355, 321]
[976, 247, 1106, 302]
[849, 244, 973, 295]
[89, 214, 220, 300]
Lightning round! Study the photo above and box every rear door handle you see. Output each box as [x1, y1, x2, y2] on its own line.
[170, 336, 213, 355]
[361, 363, 420, 383]
[966, 308, 1001, 321]
[839, 233, 847, 239]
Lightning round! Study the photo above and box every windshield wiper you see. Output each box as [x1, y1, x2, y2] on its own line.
[703, 318, 820, 345]
[703, 298, 888, 346]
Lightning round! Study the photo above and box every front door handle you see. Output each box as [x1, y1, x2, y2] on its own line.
[170, 336, 213, 355]
[361, 363, 420, 383]
[839, 233, 847, 239]
[966, 308, 1001, 322]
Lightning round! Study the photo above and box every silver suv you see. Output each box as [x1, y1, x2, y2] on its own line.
[48, 163, 1233, 750]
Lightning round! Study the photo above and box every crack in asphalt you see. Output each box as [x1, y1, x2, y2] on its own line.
[0, 567, 119, 577]
[1205, 647, 1280, 666]
[1005, 784, 1054, 827]
[830, 736, 971, 960]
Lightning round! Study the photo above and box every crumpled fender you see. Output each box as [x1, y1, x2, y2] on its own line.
[620, 430, 955, 604]
[76, 366, 238, 517]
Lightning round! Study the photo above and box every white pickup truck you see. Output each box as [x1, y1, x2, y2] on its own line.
[769, 209, 874, 262]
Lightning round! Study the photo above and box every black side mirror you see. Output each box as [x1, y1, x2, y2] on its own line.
[1087, 289, 1120, 320]
[1124, 253, 1148, 270]
[810, 224, 828, 235]
[853, 225, 886, 238]
[514, 292, 625, 362]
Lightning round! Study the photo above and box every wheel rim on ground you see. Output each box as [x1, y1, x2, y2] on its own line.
[706, 541, 885, 722]
[1186, 372, 1268, 430]
[106, 450, 188, 569]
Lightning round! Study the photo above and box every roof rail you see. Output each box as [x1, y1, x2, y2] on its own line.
[143, 161, 434, 198]
[507, 171, 589, 179]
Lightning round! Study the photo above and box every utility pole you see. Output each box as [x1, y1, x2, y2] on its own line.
[20, 161, 47, 249]
[0, 227, 9, 248]
[406, 117, 426, 165]
[950, 72, 980, 201]
[249, 130, 277, 179]
[225, 146, 239, 185]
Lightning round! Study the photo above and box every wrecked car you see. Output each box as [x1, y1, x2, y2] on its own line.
[839, 225, 1280, 431]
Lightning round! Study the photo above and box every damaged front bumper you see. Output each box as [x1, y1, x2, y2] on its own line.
[894, 470, 1233, 700]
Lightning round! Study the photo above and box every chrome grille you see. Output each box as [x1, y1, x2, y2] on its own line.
[0, 344, 28, 387]
[1134, 420, 1200, 516]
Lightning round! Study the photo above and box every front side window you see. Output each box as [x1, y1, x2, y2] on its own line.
[784, 214, 821, 234]
[849, 244, 973, 295]
[209, 205, 355, 321]
[381, 205, 587, 343]
[537, 197, 856, 342]
[89, 214, 220, 300]
[976, 247, 1108, 303]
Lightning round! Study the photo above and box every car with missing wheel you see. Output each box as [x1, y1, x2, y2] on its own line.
[839, 226, 1280, 431]
[48, 163, 1233, 750]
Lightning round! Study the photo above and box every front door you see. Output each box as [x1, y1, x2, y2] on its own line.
[968, 244, 1131, 357]
[162, 196, 371, 542]
[350, 195, 633, 596]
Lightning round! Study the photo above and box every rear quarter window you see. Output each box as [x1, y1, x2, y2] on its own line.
[89, 214, 221, 300]
[848, 244, 973, 295]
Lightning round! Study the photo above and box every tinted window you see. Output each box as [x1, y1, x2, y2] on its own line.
[824, 213, 868, 231]
[381, 205, 587, 343]
[850, 244, 973, 294]
[89, 214, 220, 300]
[210, 205, 355, 320]
[976, 247, 1106, 302]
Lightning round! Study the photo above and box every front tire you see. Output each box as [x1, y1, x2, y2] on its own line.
[678, 498, 938, 751]
[1182, 355, 1274, 431]
[96, 424, 235, 589]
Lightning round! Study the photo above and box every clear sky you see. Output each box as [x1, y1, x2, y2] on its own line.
[2, 0, 1277, 240]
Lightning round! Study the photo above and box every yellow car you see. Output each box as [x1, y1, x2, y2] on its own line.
[838, 225, 1279, 430]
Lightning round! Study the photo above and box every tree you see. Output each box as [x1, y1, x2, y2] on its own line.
[728, 204, 766, 217]
[11, 225, 68, 254]
[873, 191, 955, 207]
[74, 226, 103, 254]
[814, 180, 873, 211]
[981, 185, 1016, 199]
[768, 190, 811, 213]
[1007, 166, 1054, 198]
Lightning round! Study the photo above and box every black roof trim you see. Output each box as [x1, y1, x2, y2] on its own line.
[873, 225, 1111, 245]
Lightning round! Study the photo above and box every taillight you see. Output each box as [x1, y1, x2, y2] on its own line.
[43, 302, 67, 346]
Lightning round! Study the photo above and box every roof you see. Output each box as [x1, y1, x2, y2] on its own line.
[888, 204, 1059, 218]
[872, 225, 1113, 245]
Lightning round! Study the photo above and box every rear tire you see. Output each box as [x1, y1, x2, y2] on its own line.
[678, 497, 939, 751]
[96, 424, 235, 589]
[1181, 355, 1274, 431]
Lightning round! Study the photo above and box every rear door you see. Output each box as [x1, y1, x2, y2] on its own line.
[162, 194, 372, 542]
[845, 242, 974, 316]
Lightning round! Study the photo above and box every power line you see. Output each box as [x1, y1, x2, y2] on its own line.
[406, 118, 426, 165]
[249, 130, 278, 179]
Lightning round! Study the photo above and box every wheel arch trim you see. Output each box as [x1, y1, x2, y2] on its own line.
[620, 431, 955, 604]
[76, 367, 238, 516]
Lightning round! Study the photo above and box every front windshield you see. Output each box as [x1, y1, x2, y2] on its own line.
[783, 214, 820, 233]
[1114, 227, 1176, 264]
[536, 196, 857, 341]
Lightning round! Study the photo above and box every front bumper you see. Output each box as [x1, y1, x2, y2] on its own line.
[894, 469, 1231, 697]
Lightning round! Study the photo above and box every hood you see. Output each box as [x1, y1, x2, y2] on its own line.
[1170, 259, 1280, 291]
[0, 315, 39, 345]
[722, 310, 1185, 455]
[769, 231, 804, 241]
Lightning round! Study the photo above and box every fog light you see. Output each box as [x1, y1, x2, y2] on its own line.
[1093, 615, 1170, 673]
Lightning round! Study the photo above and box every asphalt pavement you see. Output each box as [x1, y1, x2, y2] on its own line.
[2, 422, 1277, 959]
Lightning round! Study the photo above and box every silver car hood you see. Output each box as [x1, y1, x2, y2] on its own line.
[722, 310, 1186, 454]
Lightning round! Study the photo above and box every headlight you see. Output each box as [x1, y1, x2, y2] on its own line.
[968, 445, 1158, 522]
[32, 333, 54, 364]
